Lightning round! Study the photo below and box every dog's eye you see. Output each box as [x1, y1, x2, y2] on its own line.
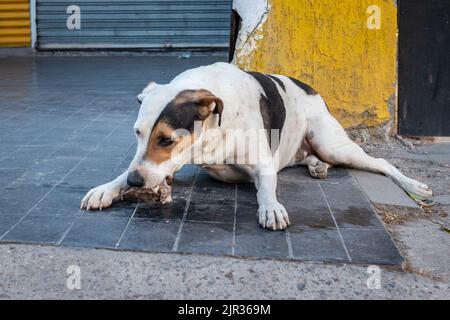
[135, 129, 141, 136]
[158, 136, 175, 147]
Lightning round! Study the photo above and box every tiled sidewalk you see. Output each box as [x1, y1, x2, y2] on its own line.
[0, 56, 402, 265]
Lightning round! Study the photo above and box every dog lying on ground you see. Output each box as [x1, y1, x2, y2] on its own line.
[80, 62, 432, 230]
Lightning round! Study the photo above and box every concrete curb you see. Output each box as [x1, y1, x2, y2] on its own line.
[351, 170, 419, 208]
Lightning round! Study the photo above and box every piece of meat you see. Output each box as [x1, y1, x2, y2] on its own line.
[121, 177, 173, 204]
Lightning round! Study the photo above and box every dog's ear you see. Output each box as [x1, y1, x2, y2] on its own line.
[137, 81, 159, 104]
[192, 90, 224, 126]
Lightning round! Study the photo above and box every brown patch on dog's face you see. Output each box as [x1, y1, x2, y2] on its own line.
[144, 122, 197, 165]
[145, 122, 175, 164]
[144, 89, 223, 164]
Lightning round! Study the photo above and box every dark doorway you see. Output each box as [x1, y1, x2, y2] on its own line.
[228, 9, 242, 62]
[398, 0, 450, 136]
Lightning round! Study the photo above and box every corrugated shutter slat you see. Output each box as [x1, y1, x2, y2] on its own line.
[37, 0, 233, 49]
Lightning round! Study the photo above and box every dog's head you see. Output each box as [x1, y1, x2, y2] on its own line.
[128, 82, 223, 189]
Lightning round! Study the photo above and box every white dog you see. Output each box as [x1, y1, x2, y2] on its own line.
[81, 62, 432, 230]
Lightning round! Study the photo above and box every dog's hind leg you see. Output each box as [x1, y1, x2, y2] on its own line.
[307, 116, 432, 198]
[302, 155, 332, 179]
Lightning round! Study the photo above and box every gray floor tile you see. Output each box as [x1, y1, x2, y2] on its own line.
[17, 159, 81, 187]
[61, 216, 129, 248]
[187, 200, 235, 223]
[27, 186, 84, 217]
[234, 223, 289, 259]
[278, 183, 335, 229]
[0, 168, 25, 189]
[289, 228, 349, 262]
[235, 203, 257, 224]
[236, 183, 258, 224]
[0, 215, 24, 237]
[1, 215, 75, 244]
[320, 182, 384, 229]
[329, 205, 384, 229]
[173, 165, 197, 187]
[187, 181, 235, 222]
[82, 201, 137, 219]
[177, 222, 233, 255]
[134, 201, 186, 220]
[118, 218, 180, 252]
[62, 168, 113, 189]
[132, 186, 190, 220]
[341, 229, 403, 265]
[0, 184, 52, 215]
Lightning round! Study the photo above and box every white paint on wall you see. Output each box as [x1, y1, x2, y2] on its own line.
[232, 0, 270, 64]
[30, 0, 37, 48]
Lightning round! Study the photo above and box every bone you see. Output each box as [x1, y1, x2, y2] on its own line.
[121, 177, 173, 204]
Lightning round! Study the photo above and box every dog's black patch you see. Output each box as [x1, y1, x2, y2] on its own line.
[156, 101, 198, 132]
[246, 71, 286, 147]
[267, 74, 286, 92]
[288, 77, 318, 95]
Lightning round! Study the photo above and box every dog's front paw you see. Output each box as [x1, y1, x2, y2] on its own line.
[80, 183, 121, 211]
[258, 201, 290, 231]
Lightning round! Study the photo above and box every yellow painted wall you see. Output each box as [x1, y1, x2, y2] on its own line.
[235, 0, 397, 131]
[0, 0, 30, 47]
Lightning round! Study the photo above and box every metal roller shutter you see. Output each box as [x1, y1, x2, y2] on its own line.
[36, 0, 233, 49]
[0, 0, 31, 47]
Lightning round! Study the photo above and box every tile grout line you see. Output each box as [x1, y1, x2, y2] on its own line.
[0, 93, 99, 163]
[0, 98, 121, 193]
[349, 170, 393, 229]
[171, 168, 198, 252]
[0, 94, 104, 173]
[1, 167, 85, 241]
[349, 170, 405, 259]
[231, 184, 237, 256]
[0, 105, 137, 241]
[106, 143, 137, 181]
[58, 114, 138, 247]
[1, 102, 36, 123]
[55, 213, 81, 246]
[2, 94, 130, 163]
[319, 183, 352, 263]
[0, 128, 117, 240]
[114, 204, 140, 248]
[0, 93, 79, 136]
[183, 219, 234, 225]
[285, 230, 294, 259]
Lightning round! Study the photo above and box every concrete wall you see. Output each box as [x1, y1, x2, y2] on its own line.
[233, 0, 398, 140]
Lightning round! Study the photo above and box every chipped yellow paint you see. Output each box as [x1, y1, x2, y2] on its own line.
[235, 0, 397, 130]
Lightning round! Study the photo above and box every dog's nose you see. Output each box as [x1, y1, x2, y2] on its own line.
[127, 170, 144, 188]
